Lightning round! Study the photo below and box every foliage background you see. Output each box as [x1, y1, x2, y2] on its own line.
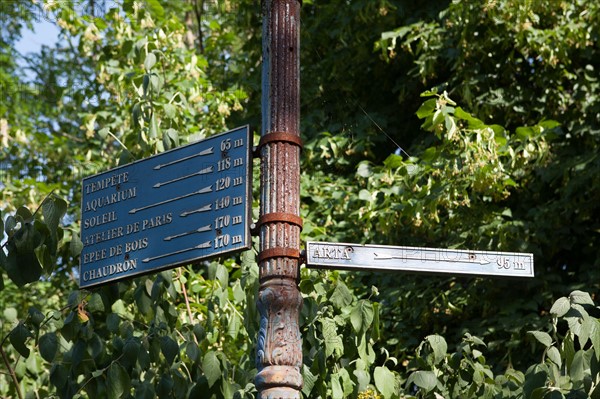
[1, 0, 599, 398]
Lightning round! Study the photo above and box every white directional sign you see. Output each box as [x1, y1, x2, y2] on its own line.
[305, 241, 534, 278]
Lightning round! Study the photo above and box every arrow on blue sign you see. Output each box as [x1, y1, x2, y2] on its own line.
[153, 166, 214, 188]
[142, 240, 213, 263]
[153, 147, 214, 170]
[129, 185, 213, 214]
[180, 203, 212, 217]
[164, 224, 212, 241]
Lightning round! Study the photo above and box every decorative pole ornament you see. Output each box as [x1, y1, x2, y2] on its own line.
[255, 0, 304, 398]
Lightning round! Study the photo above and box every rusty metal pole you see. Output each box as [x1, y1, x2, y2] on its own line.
[255, 0, 303, 398]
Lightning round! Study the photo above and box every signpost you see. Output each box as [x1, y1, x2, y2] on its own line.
[305, 241, 534, 278]
[255, 1, 304, 398]
[79, 126, 252, 289]
[76, 2, 537, 398]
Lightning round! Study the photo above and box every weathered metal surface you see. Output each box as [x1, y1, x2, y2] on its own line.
[256, 0, 303, 398]
[306, 241, 534, 278]
[79, 126, 252, 288]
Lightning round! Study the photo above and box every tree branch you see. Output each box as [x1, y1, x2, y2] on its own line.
[0, 344, 24, 399]
[177, 268, 199, 345]
[194, 0, 205, 53]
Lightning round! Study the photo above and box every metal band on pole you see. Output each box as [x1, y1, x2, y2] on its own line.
[258, 132, 304, 149]
[255, 1, 303, 398]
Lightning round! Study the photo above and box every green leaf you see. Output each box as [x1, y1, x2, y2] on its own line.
[5, 215, 16, 235]
[351, 300, 374, 334]
[416, 98, 436, 119]
[123, 339, 140, 367]
[382, 154, 403, 170]
[529, 331, 553, 347]
[144, 52, 157, 71]
[16, 206, 33, 221]
[455, 106, 484, 128]
[330, 280, 353, 309]
[13, 222, 41, 253]
[358, 189, 372, 201]
[203, 351, 221, 388]
[107, 313, 120, 332]
[408, 370, 437, 393]
[135, 382, 155, 399]
[42, 196, 67, 233]
[426, 334, 447, 364]
[69, 233, 83, 257]
[547, 346, 561, 367]
[4, 307, 18, 322]
[321, 317, 343, 359]
[71, 341, 86, 368]
[42, 196, 67, 255]
[149, 113, 160, 139]
[89, 334, 104, 359]
[5, 246, 42, 287]
[215, 263, 228, 286]
[10, 323, 32, 358]
[163, 104, 176, 119]
[356, 162, 372, 178]
[563, 333, 576, 370]
[302, 364, 317, 397]
[569, 290, 595, 306]
[339, 368, 354, 396]
[87, 293, 105, 313]
[221, 379, 239, 399]
[157, 374, 174, 397]
[549, 297, 570, 317]
[353, 369, 370, 393]
[444, 114, 457, 139]
[92, 370, 105, 378]
[98, 127, 109, 139]
[134, 285, 152, 316]
[591, 319, 600, 362]
[331, 373, 343, 399]
[160, 336, 179, 365]
[578, 315, 595, 347]
[111, 299, 128, 317]
[142, 74, 150, 96]
[591, 384, 600, 399]
[375, 366, 397, 398]
[132, 103, 142, 128]
[232, 280, 245, 303]
[50, 364, 68, 389]
[570, 350, 586, 382]
[372, 301, 380, 340]
[107, 363, 130, 399]
[145, 0, 165, 18]
[150, 74, 162, 93]
[28, 307, 44, 327]
[186, 342, 199, 362]
[227, 312, 241, 339]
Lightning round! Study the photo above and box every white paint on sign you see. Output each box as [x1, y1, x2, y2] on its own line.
[305, 241, 534, 278]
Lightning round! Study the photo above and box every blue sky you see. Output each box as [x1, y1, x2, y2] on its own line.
[13, 18, 60, 81]
[15, 19, 60, 59]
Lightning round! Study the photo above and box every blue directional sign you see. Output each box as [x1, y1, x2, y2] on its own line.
[79, 126, 252, 288]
